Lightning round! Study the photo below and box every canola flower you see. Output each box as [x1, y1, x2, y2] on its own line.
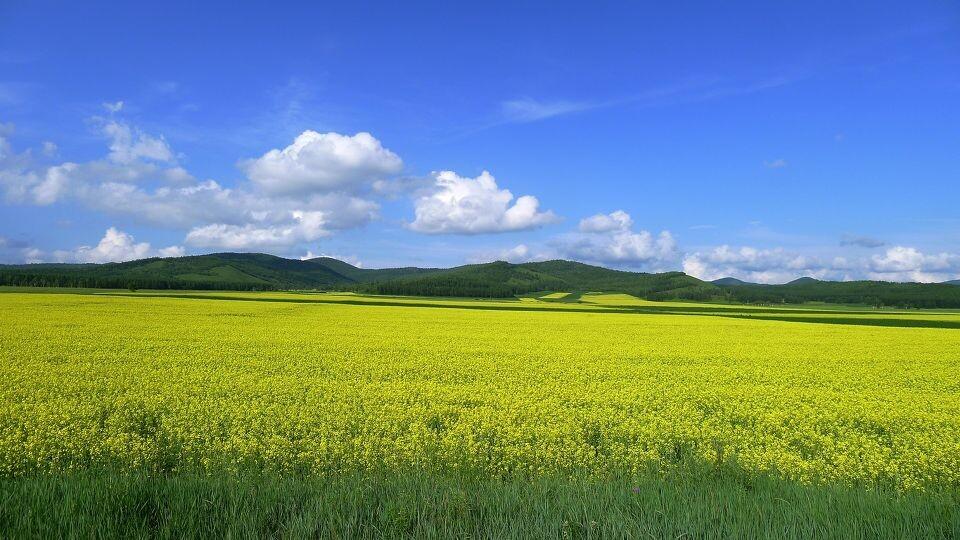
[0, 291, 958, 491]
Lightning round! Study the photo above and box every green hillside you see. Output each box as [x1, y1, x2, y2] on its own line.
[711, 277, 756, 286]
[2, 253, 960, 306]
[357, 259, 716, 299]
[0, 253, 352, 290]
[716, 278, 960, 309]
[357, 261, 567, 297]
[521, 260, 717, 300]
[307, 257, 441, 283]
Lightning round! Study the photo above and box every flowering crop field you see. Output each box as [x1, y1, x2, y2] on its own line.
[1, 289, 959, 536]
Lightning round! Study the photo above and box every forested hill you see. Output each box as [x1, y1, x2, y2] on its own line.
[0, 253, 436, 291]
[353, 260, 715, 299]
[713, 277, 960, 309]
[0, 254, 712, 300]
[2, 253, 960, 307]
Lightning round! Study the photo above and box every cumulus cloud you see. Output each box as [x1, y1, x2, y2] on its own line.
[552, 211, 678, 271]
[102, 120, 174, 164]
[868, 246, 960, 283]
[559, 230, 678, 269]
[683, 244, 960, 284]
[241, 131, 402, 195]
[157, 245, 186, 257]
[2, 120, 187, 207]
[73, 227, 153, 262]
[682, 245, 836, 283]
[409, 170, 559, 234]
[22, 247, 44, 264]
[185, 210, 331, 250]
[468, 244, 552, 264]
[0, 120, 388, 252]
[0, 126, 40, 202]
[31, 162, 77, 205]
[578, 210, 632, 233]
[37, 227, 184, 264]
[4, 116, 558, 254]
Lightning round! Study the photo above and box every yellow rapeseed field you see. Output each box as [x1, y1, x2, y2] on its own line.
[1, 290, 958, 491]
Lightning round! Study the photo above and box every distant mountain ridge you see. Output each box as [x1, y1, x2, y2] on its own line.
[2, 253, 960, 307]
[711, 277, 757, 286]
[356, 259, 714, 299]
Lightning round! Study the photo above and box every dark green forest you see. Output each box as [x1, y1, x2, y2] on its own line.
[2, 253, 960, 307]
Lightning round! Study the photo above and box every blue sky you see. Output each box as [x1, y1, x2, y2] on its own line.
[1, 1, 958, 282]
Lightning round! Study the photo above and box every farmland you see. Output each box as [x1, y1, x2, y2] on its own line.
[1, 289, 959, 537]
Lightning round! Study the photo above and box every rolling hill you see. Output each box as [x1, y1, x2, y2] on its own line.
[711, 277, 757, 286]
[0, 253, 716, 300]
[306, 257, 441, 283]
[352, 259, 718, 299]
[0, 253, 351, 290]
[713, 277, 960, 309]
[3, 253, 960, 306]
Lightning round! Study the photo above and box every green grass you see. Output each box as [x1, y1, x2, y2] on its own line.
[3, 468, 957, 539]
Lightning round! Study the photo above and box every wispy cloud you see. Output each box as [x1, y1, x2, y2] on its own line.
[840, 234, 885, 248]
[0, 81, 36, 106]
[764, 158, 788, 169]
[499, 98, 597, 123]
[488, 73, 807, 131]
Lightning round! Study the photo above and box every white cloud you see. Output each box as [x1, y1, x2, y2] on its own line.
[682, 245, 830, 283]
[185, 210, 330, 250]
[682, 244, 960, 284]
[553, 211, 678, 270]
[468, 243, 551, 264]
[409, 170, 559, 234]
[241, 131, 402, 195]
[23, 247, 44, 264]
[0, 121, 383, 249]
[0, 128, 40, 202]
[74, 227, 153, 263]
[2, 119, 187, 207]
[498, 244, 532, 262]
[163, 166, 193, 184]
[868, 246, 960, 283]
[31, 162, 77, 205]
[157, 245, 186, 258]
[578, 210, 632, 233]
[40, 227, 184, 264]
[102, 120, 173, 164]
[559, 230, 678, 269]
[103, 101, 124, 113]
